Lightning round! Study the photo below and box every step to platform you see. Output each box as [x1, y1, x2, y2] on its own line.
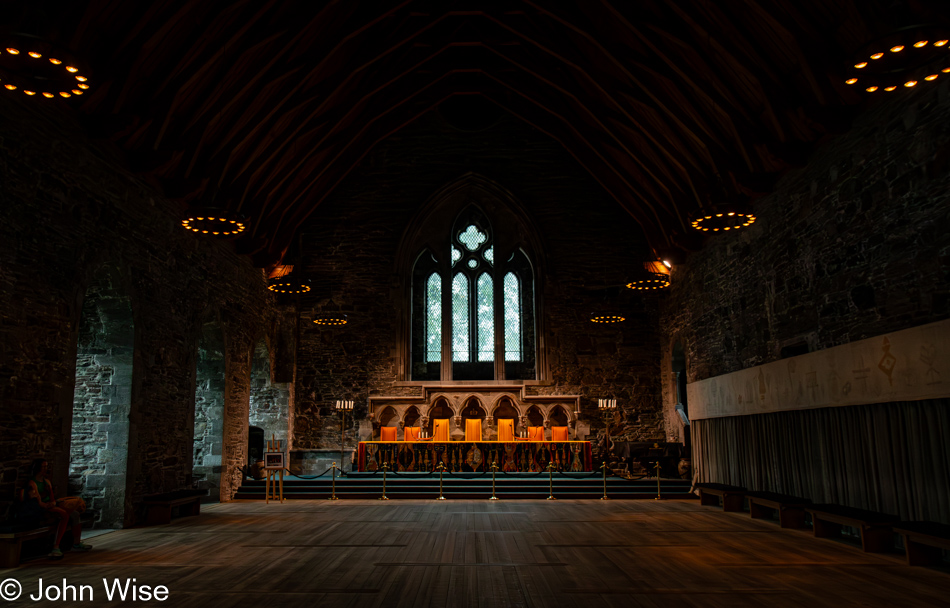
[235, 472, 695, 500]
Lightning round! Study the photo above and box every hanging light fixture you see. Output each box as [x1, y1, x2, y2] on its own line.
[0, 33, 91, 100]
[689, 202, 756, 233]
[844, 25, 950, 94]
[181, 209, 247, 237]
[313, 297, 348, 326]
[267, 274, 310, 295]
[313, 311, 348, 326]
[590, 312, 626, 324]
[266, 266, 310, 294]
[690, 176, 756, 234]
[626, 261, 671, 291]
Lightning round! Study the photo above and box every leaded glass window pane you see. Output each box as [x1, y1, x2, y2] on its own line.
[504, 272, 521, 361]
[484, 246, 493, 265]
[467, 259, 477, 269]
[458, 225, 486, 251]
[452, 273, 469, 361]
[477, 273, 494, 362]
[425, 273, 441, 363]
[451, 247, 461, 267]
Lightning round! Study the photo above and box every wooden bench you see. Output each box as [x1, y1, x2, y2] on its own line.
[806, 504, 899, 553]
[893, 521, 950, 566]
[695, 483, 746, 512]
[142, 489, 207, 526]
[746, 491, 811, 529]
[0, 524, 54, 568]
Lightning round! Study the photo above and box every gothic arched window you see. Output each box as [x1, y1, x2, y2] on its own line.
[410, 207, 536, 381]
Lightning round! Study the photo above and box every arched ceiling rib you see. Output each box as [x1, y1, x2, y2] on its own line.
[14, 0, 946, 265]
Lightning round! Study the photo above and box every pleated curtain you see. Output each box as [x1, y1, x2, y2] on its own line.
[497, 419, 515, 442]
[692, 398, 950, 523]
[433, 419, 450, 442]
[465, 418, 482, 441]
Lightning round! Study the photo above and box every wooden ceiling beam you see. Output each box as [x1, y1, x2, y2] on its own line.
[62, 0, 889, 262]
[523, 0, 750, 172]
[480, 17, 703, 204]
[244, 48, 686, 235]
[257, 71, 679, 255]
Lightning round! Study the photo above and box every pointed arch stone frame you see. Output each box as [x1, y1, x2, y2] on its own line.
[395, 173, 549, 383]
[367, 386, 582, 441]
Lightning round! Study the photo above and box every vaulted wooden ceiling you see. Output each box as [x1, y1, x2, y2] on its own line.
[8, 0, 949, 266]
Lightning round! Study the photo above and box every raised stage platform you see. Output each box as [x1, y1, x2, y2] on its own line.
[358, 440, 592, 472]
[234, 472, 696, 500]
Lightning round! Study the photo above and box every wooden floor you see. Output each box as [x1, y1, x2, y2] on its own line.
[3, 499, 947, 607]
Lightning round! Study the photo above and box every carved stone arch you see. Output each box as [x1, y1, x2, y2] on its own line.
[460, 395, 487, 416]
[395, 172, 548, 382]
[425, 394, 450, 415]
[395, 173, 547, 279]
[525, 404, 545, 426]
[549, 404, 571, 426]
[412, 247, 440, 271]
[402, 405, 421, 427]
[427, 395, 455, 419]
[378, 406, 399, 427]
[456, 393, 482, 411]
[487, 393, 520, 417]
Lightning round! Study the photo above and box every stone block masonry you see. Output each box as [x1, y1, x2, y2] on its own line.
[0, 95, 280, 522]
[192, 321, 226, 502]
[293, 110, 666, 453]
[660, 87, 950, 441]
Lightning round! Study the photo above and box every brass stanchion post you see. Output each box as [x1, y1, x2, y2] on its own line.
[328, 462, 339, 500]
[654, 461, 662, 500]
[546, 461, 557, 500]
[437, 462, 446, 500]
[597, 398, 617, 477]
[379, 461, 390, 500]
[336, 400, 353, 466]
[600, 461, 610, 500]
[489, 461, 499, 501]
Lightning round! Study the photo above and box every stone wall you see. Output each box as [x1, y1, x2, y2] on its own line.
[249, 339, 291, 453]
[292, 109, 666, 452]
[192, 321, 226, 502]
[660, 86, 950, 441]
[0, 96, 277, 522]
[70, 275, 133, 528]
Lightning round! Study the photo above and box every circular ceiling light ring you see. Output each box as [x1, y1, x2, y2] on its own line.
[626, 274, 671, 291]
[313, 312, 348, 326]
[689, 203, 756, 233]
[267, 277, 311, 295]
[844, 24, 950, 93]
[181, 209, 247, 238]
[0, 32, 92, 98]
[589, 312, 625, 324]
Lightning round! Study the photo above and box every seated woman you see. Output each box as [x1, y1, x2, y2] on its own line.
[26, 459, 92, 558]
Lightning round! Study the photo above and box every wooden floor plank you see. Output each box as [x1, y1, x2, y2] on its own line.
[2, 499, 947, 607]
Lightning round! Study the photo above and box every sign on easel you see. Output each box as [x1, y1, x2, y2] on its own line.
[264, 436, 286, 503]
[264, 451, 285, 470]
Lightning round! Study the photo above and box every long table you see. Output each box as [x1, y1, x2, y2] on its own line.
[358, 441, 592, 472]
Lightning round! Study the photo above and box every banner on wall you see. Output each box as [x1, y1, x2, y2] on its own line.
[687, 318, 950, 420]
